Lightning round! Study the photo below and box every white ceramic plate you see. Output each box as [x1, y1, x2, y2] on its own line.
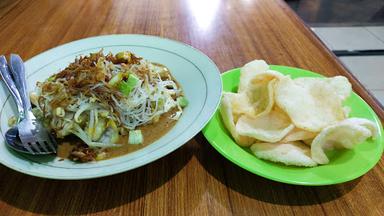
[0, 34, 222, 179]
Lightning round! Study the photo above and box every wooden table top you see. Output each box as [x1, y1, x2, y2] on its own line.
[0, 0, 383, 215]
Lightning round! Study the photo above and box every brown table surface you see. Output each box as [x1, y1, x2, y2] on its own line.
[0, 0, 383, 215]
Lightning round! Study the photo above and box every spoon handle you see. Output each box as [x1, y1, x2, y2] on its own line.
[9, 54, 33, 119]
[0, 56, 24, 117]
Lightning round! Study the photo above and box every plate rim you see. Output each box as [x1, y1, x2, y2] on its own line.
[202, 66, 384, 186]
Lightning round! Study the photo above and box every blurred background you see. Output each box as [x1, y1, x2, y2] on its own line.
[287, 0, 384, 106]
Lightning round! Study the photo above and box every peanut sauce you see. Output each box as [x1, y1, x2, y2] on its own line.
[57, 110, 177, 160]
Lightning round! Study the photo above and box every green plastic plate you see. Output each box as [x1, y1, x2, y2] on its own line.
[202, 65, 383, 186]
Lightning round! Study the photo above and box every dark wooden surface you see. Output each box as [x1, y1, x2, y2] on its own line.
[0, 0, 383, 215]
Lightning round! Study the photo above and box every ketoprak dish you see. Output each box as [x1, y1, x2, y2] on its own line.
[28, 51, 188, 162]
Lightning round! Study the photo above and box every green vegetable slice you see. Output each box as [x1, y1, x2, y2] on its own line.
[119, 74, 140, 96]
[177, 96, 188, 108]
[129, 130, 143, 145]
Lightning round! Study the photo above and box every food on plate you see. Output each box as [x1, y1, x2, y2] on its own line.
[250, 141, 317, 167]
[280, 128, 317, 143]
[275, 76, 347, 132]
[236, 106, 294, 143]
[240, 62, 283, 117]
[27, 50, 187, 162]
[311, 118, 377, 164]
[220, 60, 378, 167]
[220, 93, 255, 146]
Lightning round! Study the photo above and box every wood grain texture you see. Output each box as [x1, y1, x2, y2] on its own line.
[0, 0, 383, 215]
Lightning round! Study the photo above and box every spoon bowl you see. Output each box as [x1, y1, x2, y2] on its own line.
[5, 126, 52, 155]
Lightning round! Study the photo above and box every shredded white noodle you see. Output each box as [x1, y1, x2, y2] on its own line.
[31, 51, 186, 151]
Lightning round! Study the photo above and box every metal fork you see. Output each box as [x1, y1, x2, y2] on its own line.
[1, 54, 57, 154]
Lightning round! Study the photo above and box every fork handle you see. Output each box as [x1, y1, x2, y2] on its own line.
[9, 54, 33, 119]
[0, 56, 24, 117]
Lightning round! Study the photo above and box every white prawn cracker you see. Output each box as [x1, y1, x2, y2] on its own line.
[275, 76, 345, 132]
[281, 127, 318, 143]
[294, 76, 352, 101]
[220, 93, 255, 147]
[239, 60, 284, 116]
[238, 60, 269, 92]
[219, 59, 379, 167]
[246, 73, 280, 117]
[250, 142, 317, 167]
[311, 118, 377, 164]
[236, 106, 294, 143]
